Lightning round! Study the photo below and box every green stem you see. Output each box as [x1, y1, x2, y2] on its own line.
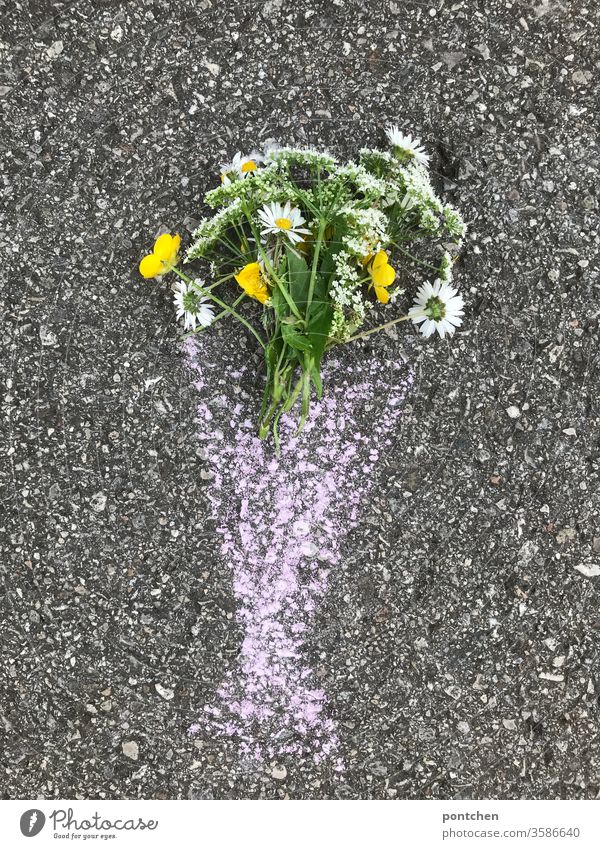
[180, 293, 246, 339]
[169, 265, 266, 350]
[296, 359, 312, 434]
[215, 231, 249, 262]
[272, 369, 296, 451]
[305, 218, 326, 322]
[197, 272, 236, 291]
[390, 241, 441, 273]
[258, 347, 290, 439]
[344, 311, 425, 344]
[281, 372, 304, 412]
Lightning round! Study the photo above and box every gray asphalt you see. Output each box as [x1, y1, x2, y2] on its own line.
[1, 0, 599, 799]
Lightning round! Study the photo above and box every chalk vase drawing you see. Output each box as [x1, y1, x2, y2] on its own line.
[185, 332, 413, 767]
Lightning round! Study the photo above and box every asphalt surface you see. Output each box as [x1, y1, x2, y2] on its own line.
[1, 0, 599, 800]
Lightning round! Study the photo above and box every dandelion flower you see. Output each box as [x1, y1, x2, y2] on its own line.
[409, 279, 464, 339]
[173, 280, 215, 331]
[385, 124, 430, 168]
[139, 233, 181, 279]
[235, 262, 269, 304]
[365, 249, 396, 304]
[220, 151, 263, 184]
[257, 201, 311, 245]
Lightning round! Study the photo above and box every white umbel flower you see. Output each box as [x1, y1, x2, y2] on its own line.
[257, 200, 311, 245]
[385, 125, 430, 168]
[408, 279, 464, 339]
[220, 151, 263, 184]
[173, 281, 215, 332]
[262, 139, 283, 158]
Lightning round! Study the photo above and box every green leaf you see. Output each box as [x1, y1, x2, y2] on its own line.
[281, 321, 313, 353]
[265, 337, 283, 373]
[307, 218, 348, 314]
[320, 218, 347, 271]
[270, 283, 288, 322]
[309, 363, 323, 398]
[307, 301, 334, 363]
[285, 245, 310, 308]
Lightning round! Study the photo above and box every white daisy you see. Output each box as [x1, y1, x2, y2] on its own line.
[385, 124, 430, 168]
[173, 281, 215, 332]
[408, 279, 464, 339]
[220, 151, 263, 184]
[257, 200, 311, 245]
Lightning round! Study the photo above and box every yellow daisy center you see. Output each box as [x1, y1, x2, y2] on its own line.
[275, 217, 292, 230]
[241, 160, 257, 173]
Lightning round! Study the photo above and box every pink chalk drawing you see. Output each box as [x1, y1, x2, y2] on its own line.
[184, 331, 413, 769]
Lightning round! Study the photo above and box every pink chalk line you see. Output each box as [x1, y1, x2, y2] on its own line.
[183, 331, 413, 769]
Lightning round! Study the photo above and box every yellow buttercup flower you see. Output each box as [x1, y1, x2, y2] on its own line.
[139, 233, 181, 279]
[235, 262, 269, 305]
[366, 250, 396, 304]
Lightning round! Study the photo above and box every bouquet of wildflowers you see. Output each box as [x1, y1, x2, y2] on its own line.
[139, 127, 466, 445]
